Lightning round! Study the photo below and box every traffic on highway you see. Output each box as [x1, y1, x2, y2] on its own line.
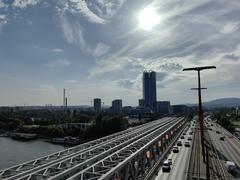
[155, 121, 195, 180]
[205, 117, 240, 179]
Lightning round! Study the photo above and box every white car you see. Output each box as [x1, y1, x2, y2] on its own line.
[162, 160, 171, 172]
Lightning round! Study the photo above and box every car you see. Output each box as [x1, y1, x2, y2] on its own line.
[209, 128, 212, 131]
[216, 131, 220, 134]
[168, 158, 172, 165]
[183, 133, 186, 135]
[187, 137, 192, 141]
[189, 132, 193, 135]
[177, 141, 182, 146]
[180, 136, 184, 139]
[211, 124, 213, 126]
[225, 161, 236, 173]
[220, 136, 225, 141]
[162, 160, 171, 172]
[185, 141, 191, 147]
[172, 146, 179, 153]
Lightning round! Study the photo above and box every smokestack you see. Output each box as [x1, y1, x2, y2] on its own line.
[63, 88, 66, 107]
[65, 97, 68, 108]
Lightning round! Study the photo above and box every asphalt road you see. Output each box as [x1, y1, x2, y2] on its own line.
[207, 121, 240, 179]
[154, 123, 194, 180]
[208, 123, 240, 167]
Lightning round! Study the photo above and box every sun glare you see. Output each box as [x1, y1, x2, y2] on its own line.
[138, 6, 160, 31]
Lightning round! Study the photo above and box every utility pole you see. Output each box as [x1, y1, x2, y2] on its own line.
[183, 66, 216, 179]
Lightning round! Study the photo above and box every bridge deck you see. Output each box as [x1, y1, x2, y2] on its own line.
[0, 117, 185, 180]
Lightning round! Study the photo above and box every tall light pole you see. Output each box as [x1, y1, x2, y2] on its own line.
[183, 66, 216, 160]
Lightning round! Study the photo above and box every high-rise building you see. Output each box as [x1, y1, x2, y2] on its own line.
[112, 99, 122, 113]
[63, 88, 67, 108]
[156, 101, 171, 115]
[94, 98, 101, 113]
[143, 71, 157, 109]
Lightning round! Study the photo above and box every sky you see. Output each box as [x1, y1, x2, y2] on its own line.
[0, 0, 239, 106]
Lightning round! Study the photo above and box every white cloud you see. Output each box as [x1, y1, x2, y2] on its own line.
[12, 0, 41, 8]
[0, 15, 7, 33]
[45, 59, 71, 67]
[220, 22, 239, 34]
[58, 0, 125, 24]
[60, 15, 91, 53]
[93, 42, 110, 57]
[69, 0, 105, 24]
[51, 48, 64, 53]
[0, 0, 5, 9]
[65, 79, 78, 83]
[60, 15, 110, 57]
[39, 84, 56, 91]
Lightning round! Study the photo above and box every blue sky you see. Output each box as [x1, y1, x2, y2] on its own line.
[0, 0, 239, 106]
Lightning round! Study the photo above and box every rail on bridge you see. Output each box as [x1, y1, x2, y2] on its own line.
[0, 117, 186, 180]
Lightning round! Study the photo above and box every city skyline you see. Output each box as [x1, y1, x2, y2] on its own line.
[0, 0, 239, 106]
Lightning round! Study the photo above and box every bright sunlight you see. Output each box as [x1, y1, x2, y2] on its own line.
[138, 6, 160, 31]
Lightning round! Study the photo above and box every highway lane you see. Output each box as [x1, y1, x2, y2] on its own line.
[210, 123, 240, 167]
[154, 123, 194, 180]
[207, 122, 240, 179]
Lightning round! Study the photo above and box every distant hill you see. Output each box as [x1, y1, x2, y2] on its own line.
[187, 97, 240, 108]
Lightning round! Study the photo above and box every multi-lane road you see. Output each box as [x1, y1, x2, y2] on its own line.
[155, 117, 240, 180]
[155, 121, 194, 180]
[207, 121, 240, 179]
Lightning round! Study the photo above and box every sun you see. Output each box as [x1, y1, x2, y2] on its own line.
[138, 6, 160, 31]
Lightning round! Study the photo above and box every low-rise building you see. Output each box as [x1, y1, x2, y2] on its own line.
[60, 123, 92, 130]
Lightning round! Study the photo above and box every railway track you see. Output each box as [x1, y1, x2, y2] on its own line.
[187, 122, 201, 180]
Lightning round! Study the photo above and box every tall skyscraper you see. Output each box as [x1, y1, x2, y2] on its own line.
[112, 99, 122, 113]
[143, 71, 157, 109]
[63, 88, 67, 108]
[94, 98, 101, 113]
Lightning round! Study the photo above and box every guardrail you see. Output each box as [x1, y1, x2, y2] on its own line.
[16, 118, 179, 180]
[68, 118, 185, 180]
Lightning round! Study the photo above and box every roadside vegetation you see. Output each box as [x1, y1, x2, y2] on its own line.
[0, 108, 129, 139]
[212, 108, 239, 132]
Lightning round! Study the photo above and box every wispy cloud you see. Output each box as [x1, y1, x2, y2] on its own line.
[223, 53, 239, 61]
[58, 0, 125, 24]
[93, 42, 110, 57]
[45, 59, 71, 68]
[12, 0, 41, 9]
[65, 79, 78, 83]
[0, 15, 7, 33]
[51, 48, 64, 53]
[60, 15, 91, 53]
[68, 0, 105, 24]
[220, 22, 239, 34]
[0, 0, 5, 9]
